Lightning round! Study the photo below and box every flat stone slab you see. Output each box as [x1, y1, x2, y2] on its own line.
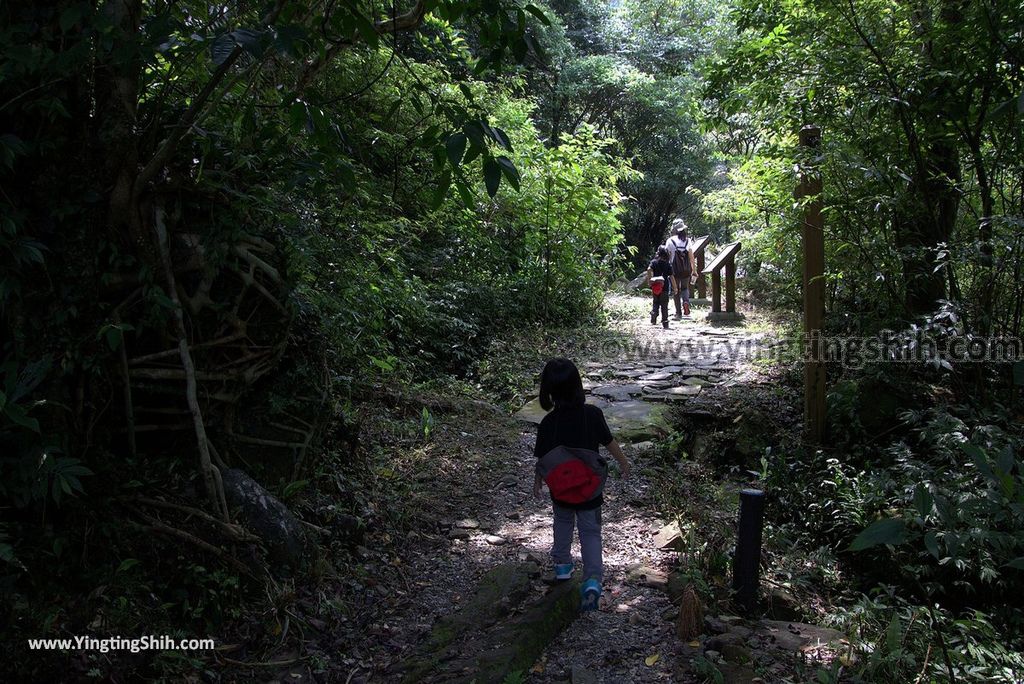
[627, 564, 668, 590]
[591, 383, 643, 400]
[663, 385, 703, 396]
[603, 400, 660, 421]
[640, 359, 677, 368]
[613, 369, 647, 379]
[706, 311, 745, 323]
[642, 389, 701, 403]
[755, 620, 847, 654]
[640, 371, 675, 382]
[515, 396, 613, 423]
[602, 400, 669, 442]
[653, 521, 684, 551]
[625, 564, 688, 602]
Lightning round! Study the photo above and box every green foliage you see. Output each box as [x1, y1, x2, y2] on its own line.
[281, 479, 309, 502]
[501, 671, 526, 684]
[848, 519, 909, 552]
[847, 422, 1024, 595]
[700, 152, 799, 306]
[765, 405, 1024, 681]
[705, 0, 1024, 326]
[287, 66, 633, 378]
[827, 591, 1024, 682]
[535, 1, 721, 263]
[2, 357, 49, 416]
[1, 359, 93, 511]
[692, 654, 724, 684]
[0, 524, 25, 572]
[420, 407, 435, 442]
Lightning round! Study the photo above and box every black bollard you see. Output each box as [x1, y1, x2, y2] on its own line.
[732, 488, 765, 613]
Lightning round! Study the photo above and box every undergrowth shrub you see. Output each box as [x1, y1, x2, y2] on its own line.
[764, 403, 1024, 682]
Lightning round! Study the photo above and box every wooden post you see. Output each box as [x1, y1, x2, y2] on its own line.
[697, 249, 706, 299]
[711, 270, 721, 312]
[690, 235, 710, 302]
[798, 125, 825, 444]
[725, 258, 736, 313]
[732, 489, 765, 613]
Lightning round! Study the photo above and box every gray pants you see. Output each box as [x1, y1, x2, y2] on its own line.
[551, 504, 603, 582]
[672, 275, 690, 316]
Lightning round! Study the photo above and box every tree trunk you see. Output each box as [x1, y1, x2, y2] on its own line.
[95, 0, 147, 251]
[895, 135, 960, 318]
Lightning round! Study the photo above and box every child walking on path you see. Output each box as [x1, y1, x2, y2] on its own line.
[648, 246, 673, 329]
[533, 358, 630, 610]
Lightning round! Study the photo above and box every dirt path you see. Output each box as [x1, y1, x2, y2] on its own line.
[337, 295, 781, 683]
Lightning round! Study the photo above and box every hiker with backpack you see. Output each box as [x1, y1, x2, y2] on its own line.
[665, 218, 697, 319]
[648, 245, 673, 329]
[533, 358, 630, 611]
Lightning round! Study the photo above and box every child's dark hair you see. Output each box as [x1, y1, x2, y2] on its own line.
[657, 246, 669, 260]
[539, 358, 585, 411]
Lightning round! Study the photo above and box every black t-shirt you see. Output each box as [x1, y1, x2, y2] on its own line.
[534, 403, 614, 510]
[649, 258, 673, 280]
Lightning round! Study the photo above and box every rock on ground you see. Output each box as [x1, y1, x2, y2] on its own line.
[221, 468, 308, 572]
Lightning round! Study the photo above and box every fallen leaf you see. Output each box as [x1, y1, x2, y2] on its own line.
[688, 640, 700, 647]
[645, 653, 660, 666]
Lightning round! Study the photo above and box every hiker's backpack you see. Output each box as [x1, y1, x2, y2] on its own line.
[673, 238, 691, 277]
[536, 445, 608, 504]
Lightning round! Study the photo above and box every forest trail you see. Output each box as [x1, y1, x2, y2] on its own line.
[337, 295, 819, 684]
[508, 297, 773, 684]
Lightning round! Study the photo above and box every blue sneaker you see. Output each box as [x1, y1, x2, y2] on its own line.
[580, 578, 601, 611]
[554, 563, 573, 580]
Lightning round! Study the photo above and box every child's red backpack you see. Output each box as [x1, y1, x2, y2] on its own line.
[651, 278, 665, 296]
[536, 446, 607, 504]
